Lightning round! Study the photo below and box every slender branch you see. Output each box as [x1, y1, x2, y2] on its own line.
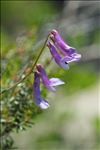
[1, 34, 49, 94]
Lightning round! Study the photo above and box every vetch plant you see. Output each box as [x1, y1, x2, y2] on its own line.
[1, 29, 81, 149]
[1, 29, 81, 103]
[32, 30, 81, 109]
[47, 41, 70, 70]
[33, 64, 65, 109]
[33, 71, 49, 109]
[50, 29, 81, 66]
[36, 64, 65, 92]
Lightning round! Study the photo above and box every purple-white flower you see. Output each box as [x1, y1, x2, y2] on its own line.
[32, 29, 81, 109]
[50, 29, 81, 61]
[33, 72, 49, 109]
[47, 42, 70, 70]
[36, 64, 65, 92]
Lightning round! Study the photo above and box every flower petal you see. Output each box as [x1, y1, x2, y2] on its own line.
[71, 53, 81, 61]
[67, 47, 76, 55]
[61, 56, 73, 62]
[47, 42, 69, 70]
[61, 53, 81, 63]
[50, 29, 81, 61]
[36, 64, 56, 92]
[47, 42, 61, 65]
[33, 72, 49, 109]
[36, 97, 49, 109]
[51, 30, 75, 55]
[45, 85, 56, 92]
[59, 57, 70, 70]
[49, 78, 65, 86]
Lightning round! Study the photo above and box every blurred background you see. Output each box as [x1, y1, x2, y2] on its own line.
[1, 1, 100, 150]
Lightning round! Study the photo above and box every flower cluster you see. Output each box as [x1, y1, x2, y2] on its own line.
[33, 29, 81, 109]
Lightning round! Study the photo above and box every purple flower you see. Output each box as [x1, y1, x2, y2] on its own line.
[33, 72, 49, 109]
[47, 42, 70, 70]
[36, 64, 65, 92]
[50, 29, 81, 61]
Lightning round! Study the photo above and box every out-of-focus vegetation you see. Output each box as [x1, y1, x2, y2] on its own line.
[1, 1, 100, 150]
[1, 1, 58, 32]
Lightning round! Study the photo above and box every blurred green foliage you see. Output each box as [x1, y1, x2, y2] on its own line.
[67, 28, 100, 49]
[1, 1, 58, 34]
[92, 116, 100, 147]
[50, 64, 97, 95]
[1, 1, 59, 149]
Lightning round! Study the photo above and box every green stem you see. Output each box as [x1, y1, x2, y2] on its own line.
[1, 34, 49, 94]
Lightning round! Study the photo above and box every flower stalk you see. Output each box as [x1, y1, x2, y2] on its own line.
[1, 29, 81, 109]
